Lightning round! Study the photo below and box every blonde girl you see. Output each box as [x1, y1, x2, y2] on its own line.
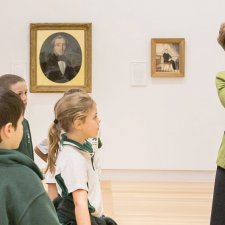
[46, 92, 117, 225]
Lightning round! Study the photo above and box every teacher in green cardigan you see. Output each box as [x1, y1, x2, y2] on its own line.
[210, 22, 225, 225]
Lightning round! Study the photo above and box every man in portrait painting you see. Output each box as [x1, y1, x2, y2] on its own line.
[162, 49, 177, 71]
[40, 35, 81, 83]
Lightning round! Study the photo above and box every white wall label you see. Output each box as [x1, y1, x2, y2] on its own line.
[130, 62, 147, 86]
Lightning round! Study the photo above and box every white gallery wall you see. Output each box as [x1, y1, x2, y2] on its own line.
[1, 0, 225, 172]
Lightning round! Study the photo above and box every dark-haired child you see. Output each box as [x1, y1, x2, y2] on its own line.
[0, 88, 61, 225]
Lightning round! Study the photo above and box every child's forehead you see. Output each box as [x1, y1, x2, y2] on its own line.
[10, 81, 27, 90]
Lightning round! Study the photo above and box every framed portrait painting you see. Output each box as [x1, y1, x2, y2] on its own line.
[151, 38, 185, 77]
[30, 23, 92, 92]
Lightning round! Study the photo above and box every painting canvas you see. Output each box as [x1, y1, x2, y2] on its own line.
[151, 38, 185, 77]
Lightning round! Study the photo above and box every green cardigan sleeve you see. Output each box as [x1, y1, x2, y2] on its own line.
[216, 71, 225, 108]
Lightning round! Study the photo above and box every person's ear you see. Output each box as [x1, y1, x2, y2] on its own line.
[0, 123, 14, 139]
[73, 119, 83, 130]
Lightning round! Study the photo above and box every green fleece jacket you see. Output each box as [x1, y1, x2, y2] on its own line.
[0, 149, 61, 225]
[216, 71, 225, 168]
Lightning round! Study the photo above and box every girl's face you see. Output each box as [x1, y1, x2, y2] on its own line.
[10, 81, 28, 108]
[10, 115, 24, 149]
[81, 104, 100, 139]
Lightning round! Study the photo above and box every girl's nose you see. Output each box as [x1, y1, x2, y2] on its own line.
[22, 94, 27, 104]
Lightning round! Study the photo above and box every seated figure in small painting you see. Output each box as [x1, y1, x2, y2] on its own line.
[162, 49, 176, 72]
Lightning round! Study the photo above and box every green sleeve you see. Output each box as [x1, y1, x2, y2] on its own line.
[216, 71, 225, 108]
[17, 119, 34, 160]
[19, 192, 61, 225]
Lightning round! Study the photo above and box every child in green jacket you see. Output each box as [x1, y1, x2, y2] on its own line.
[0, 87, 61, 225]
[0, 74, 33, 159]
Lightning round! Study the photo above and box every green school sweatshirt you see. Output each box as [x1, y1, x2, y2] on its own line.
[216, 71, 225, 168]
[0, 149, 61, 225]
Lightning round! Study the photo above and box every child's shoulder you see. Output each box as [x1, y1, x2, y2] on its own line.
[1, 163, 44, 194]
[59, 145, 87, 163]
[22, 118, 30, 125]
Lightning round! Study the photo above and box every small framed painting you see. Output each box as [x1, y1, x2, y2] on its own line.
[151, 38, 185, 77]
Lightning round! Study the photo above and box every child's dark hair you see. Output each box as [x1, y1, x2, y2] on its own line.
[0, 74, 25, 89]
[46, 92, 94, 173]
[0, 88, 25, 142]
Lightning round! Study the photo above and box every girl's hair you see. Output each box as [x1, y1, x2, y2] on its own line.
[47, 92, 94, 173]
[64, 88, 85, 96]
[0, 74, 25, 90]
[218, 23, 225, 50]
[0, 88, 25, 142]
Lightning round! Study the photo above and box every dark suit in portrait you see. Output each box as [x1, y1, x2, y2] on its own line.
[162, 51, 176, 70]
[40, 53, 80, 83]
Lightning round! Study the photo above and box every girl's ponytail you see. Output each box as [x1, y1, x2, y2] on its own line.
[46, 121, 61, 173]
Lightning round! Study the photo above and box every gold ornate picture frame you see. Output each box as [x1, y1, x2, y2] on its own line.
[30, 23, 92, 92]
[151, 38, 185, 77]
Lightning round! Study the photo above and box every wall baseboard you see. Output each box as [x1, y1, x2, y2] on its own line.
[99, 169, 216, 182]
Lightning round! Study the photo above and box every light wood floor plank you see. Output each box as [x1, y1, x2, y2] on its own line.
[101, 181, 214, 225]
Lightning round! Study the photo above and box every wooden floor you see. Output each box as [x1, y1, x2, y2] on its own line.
[101, 181, 214, 225]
